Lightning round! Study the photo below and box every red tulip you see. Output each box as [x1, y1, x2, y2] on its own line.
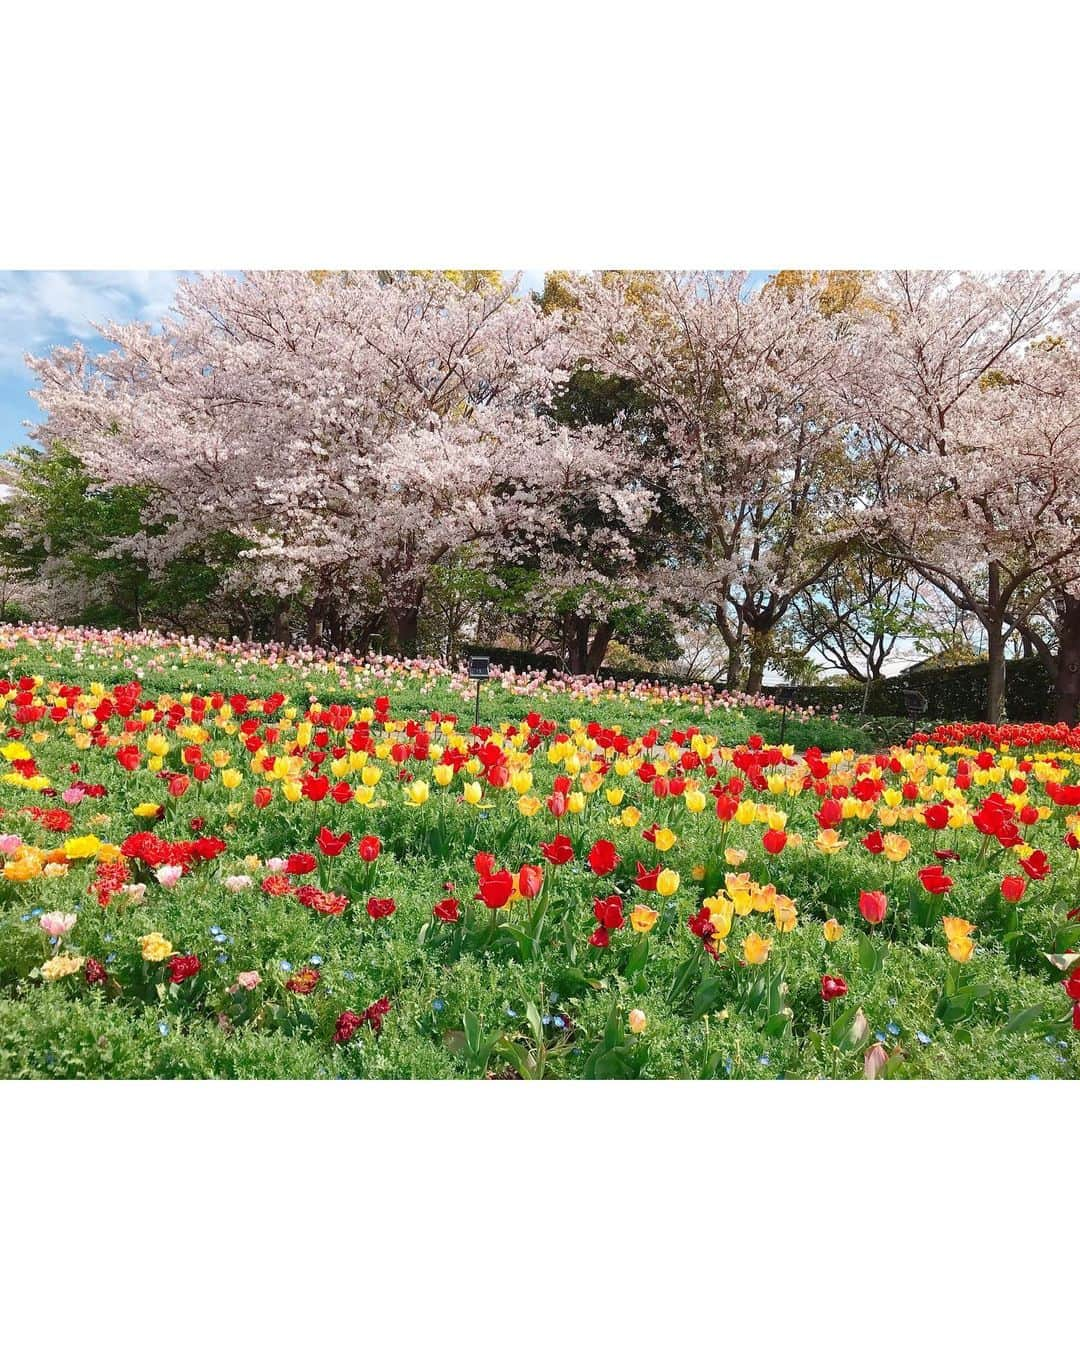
[317, 826, 351, 858]
[301, 774, 330, 802]
[635, 861, 661, 891]
[540, 834, 574, 866]
[924, 803, 950, 830]
[477, 869, 514, 909]
[862, 830, 884, 854]
[1000, 875, 1027, 904]
[1019, 850, 1051, 881]
[587, 839, 620, 877]
[366, 896, 396, 920]
[518, 864, 544, 899]
[821, 974, 848, 1001]
[917, 865, 953, 895]
[858, 890, 888, 924]
[433, 897, 460, 923]
[358, 835, 382, 862]
[253, 786, 272, 809]
[762, 828, 787, 855]
[593, 895, 624, 930]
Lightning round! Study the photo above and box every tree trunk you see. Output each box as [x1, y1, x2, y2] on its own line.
[985, 615, 1006, 724]
[585, 620, 614, 675]
[389, 606, 421, 657]
[306, 602, 326, 648]
[1053, 595, 1080, 725]
[565, 614, 590, 675]
[984, 563, 1007, 723]
[272, 600, 291, 645]
[726, 646, 743, 691]
[744, 630, 771, 695]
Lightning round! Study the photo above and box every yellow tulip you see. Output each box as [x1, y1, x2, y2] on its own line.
[281, 780, 302, 804]
[221, 768, 242, 790]
[684, 789, 707, 813]
[735, 800, 758, 826]
[406, 781, 430, 806]
[139, 932, 173, 962]
[814, 829, 846, 856]
[743, 932, 772, 965]
[4, 855, 42, 882]
[605, 787, 625, 807]
[705, 895, 734, 940]
[41, 954, 85, 981]
[725, 872, 755, 916]
[517, 796, 541, 817]
[629, 904, 659, 934]
[882, 833, 911, 863]
[653, 827, 677, 852]
[943, 915, 975, 943]
[823, 918, 843, 942]
[63, 835, 101, 860]
[463, 781, 483, 805]
[773, 895, 798, 933]
[655, 868, 680, 897]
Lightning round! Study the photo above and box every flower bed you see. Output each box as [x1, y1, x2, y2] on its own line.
[1, 653, 1078, 1078]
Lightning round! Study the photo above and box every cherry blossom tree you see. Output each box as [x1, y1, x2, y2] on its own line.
[28, 271, 646, 654]
[845, 270, 1078, 720]
[563, 270, 856, 692]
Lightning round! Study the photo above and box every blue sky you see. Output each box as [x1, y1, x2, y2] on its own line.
[0, 269, 771, 455]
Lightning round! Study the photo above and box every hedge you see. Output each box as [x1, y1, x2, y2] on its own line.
[466, 647, 1055, 723]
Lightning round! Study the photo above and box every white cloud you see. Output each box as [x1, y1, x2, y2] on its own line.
[0, 269, 191, 375]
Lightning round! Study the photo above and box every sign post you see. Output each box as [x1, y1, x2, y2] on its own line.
[468, 655, 491, 728]
[902, 686, 928, 741]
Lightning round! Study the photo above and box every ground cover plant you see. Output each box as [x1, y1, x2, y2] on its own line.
[2, 625, 1079, 1079]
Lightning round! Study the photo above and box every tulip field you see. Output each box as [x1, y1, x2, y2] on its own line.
[2, 625, 1080, 1079]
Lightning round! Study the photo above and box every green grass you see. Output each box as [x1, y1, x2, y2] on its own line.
[0, 631, 1075, 1079]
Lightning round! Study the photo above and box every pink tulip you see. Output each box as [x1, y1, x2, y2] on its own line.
[236, 970, 261, 990]
[39, 911, 77, 938]
[0, 834, 23, 854]
[156, 864, 183, 888]
[863, 1042, 889, 1080]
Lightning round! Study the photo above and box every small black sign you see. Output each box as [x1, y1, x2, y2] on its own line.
[902, 687, 928, 716]
[468, 656, 491, 681]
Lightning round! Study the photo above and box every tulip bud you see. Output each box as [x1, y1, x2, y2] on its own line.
[863, 1042, 889, 1079]
[628, 1009, 647, 1034]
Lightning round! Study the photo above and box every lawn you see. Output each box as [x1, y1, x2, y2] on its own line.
[1, 626, 1077, 1079]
